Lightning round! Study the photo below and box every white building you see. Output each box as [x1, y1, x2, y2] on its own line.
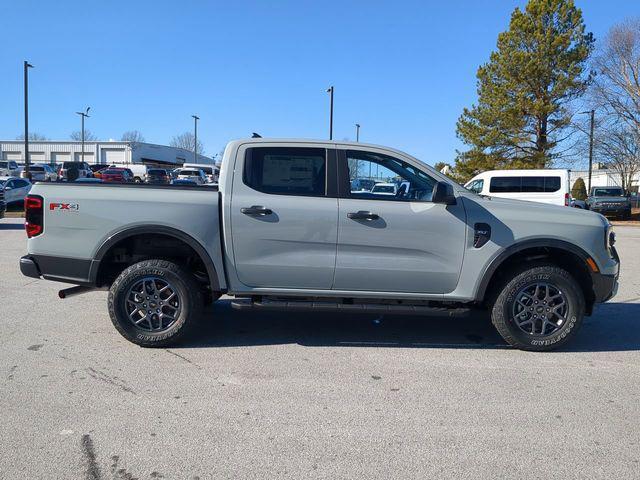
[0, 140, 213, 168]
[569, 166, 639, 192]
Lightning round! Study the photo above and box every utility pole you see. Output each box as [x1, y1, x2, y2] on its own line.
[23, 61, 34, 180]
[587, 109, 595, 193]
[75, 107, 90, 164]
[192, 115, 200, 163]
[326, 86, 334, 140]
[355, 123, 360, 142]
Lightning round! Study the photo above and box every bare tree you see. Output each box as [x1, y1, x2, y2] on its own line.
[596, 125, 640, 194]
[592, 19, 640, 132]
[121, 130, 145, 144]
[589, 19, 640, 192]
[170, 132, 204, 155]
[16, 132, 49, 141]
[70, 130, 98, 141]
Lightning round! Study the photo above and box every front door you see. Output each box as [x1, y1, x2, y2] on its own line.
[230, 144, 338, 289]
[334, 149, 466, 294]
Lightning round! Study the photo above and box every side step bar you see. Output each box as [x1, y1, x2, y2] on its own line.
[231, 298, 471, 317]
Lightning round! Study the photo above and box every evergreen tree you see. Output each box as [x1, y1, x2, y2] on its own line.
[454, 0, 594, 182]
[571, 177, 587, 200]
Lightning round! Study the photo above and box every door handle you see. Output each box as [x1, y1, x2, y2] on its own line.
[241, 205, 273, 216]
[347, 210, 379, 221]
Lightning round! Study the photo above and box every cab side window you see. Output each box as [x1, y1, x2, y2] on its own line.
[343, 150, 436, 202]
[244, 147, 326, 197]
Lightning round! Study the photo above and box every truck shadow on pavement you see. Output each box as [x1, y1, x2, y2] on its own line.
[178, 300, 640, 352]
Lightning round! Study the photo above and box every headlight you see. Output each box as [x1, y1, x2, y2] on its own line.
[605, 225, 615, 250]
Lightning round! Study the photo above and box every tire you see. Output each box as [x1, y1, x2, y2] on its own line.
[490, 265, 585, 351]
[108, 259, 203, 347]
[134, 177, 142, 183]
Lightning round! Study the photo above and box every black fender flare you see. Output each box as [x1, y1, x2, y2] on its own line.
[89, 225, 222, 291]
[475, 238, 594, 302]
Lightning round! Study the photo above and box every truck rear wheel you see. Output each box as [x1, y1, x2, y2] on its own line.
[490, 265, 585, 351]
[108, 259, 203, 347]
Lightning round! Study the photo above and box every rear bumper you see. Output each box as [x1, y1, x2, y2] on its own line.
[19, 254, 96, 286]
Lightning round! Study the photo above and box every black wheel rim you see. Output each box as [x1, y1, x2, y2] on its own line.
[125, 277, 181, 332]
[511, 282, 569, 336]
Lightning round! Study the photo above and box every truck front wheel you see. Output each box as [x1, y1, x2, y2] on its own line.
[108, 259, 203, 347]
[491, 265, 585, 351]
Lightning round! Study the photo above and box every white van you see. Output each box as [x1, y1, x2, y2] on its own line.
[464, 169, 570, 206]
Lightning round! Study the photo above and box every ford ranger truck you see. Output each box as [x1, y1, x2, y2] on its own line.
[19, 139, 620, 351]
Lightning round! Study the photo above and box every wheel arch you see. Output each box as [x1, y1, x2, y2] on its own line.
[476, 238, 597, 314]
[89, 225, 224, 292]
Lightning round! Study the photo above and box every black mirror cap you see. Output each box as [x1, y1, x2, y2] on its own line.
[432, 181, 457, 205]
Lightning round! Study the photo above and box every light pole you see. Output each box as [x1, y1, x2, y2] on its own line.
[75, 107, 90, 164]
[23, 61, 34, 180]
[355, 123, 360, 142]
[192, 115, 199, 162]
[326, 86, 334, 140]
[579, 110, 595, 192]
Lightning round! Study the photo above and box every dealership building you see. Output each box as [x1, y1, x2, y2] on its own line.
[0, 140, 213, 168]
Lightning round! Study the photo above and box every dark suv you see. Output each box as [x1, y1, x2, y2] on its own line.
[586, 186, 632, 219]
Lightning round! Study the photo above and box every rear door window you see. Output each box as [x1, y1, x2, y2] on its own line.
[244, 147, 326, 197]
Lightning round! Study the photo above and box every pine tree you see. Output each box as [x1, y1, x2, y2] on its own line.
[454, 0, 594, 182]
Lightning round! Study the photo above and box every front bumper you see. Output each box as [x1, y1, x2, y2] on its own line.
[591, 206, 631, 215]
[591, 246, 619, 303]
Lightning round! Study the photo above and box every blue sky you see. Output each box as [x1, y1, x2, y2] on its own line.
[0, 0, 638, 164]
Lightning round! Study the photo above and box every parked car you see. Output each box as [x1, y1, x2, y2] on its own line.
[371, 182, 398, 196]
[465, 169, 571, 206]
[351, 178, 377, 192]
[0, 160, 21, 177]
[183, 163, 219, 183]
[571, 199, 587, 209]
[19, 138, 619, 352]
[586, 186, 632, 219]
[88, 164, 109, 178]
[28, 164, 58, 182]
[60, 161, 92, 181]
[175, 168, 207, 185]
[170, 178, 198, 186]
[145, 168, 170, 184]
[0, 176, 32, 205]
[99, 168, 134, 183]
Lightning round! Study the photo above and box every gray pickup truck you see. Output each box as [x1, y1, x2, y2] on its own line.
[20, 138, 619, 351]
[586, 186, 632, 219]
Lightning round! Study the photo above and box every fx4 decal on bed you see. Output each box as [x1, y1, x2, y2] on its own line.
[49, 202, 79, 211]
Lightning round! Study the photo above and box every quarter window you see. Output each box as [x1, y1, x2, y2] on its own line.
[244, 147, 326, 196]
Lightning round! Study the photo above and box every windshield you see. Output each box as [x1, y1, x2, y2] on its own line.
[593, 187, 624, 196]
[148, 169, 166, 175]
[0, 162, 8, 168]
[63, 162, 81, 169]
[180, 170, 200, 176]
[30, 166, 44, 171]
[0, 179, 6, 186]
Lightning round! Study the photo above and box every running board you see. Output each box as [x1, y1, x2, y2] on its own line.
[230, 298, 471, 317]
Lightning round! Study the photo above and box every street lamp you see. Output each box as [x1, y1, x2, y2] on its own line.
[23, 61, 34, 180]
[579, 110, 595, 192]
[326, 86, 334, 140]
[355, 123, 360, 142]
[192, 115, 200, 162]
[75, 107, 91, 164]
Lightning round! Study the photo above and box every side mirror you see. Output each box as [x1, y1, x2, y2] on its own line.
[432, 181, 456, 205]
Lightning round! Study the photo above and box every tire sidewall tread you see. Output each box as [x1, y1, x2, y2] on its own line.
[108, 259, 203, 347]
[491, 265, 585, 351]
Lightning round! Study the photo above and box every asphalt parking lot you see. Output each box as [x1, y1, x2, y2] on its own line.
[1, 217, 639, 479]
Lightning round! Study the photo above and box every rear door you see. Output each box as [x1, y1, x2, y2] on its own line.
[334, 149, 467, 294]
[230, 144, 338, 289]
